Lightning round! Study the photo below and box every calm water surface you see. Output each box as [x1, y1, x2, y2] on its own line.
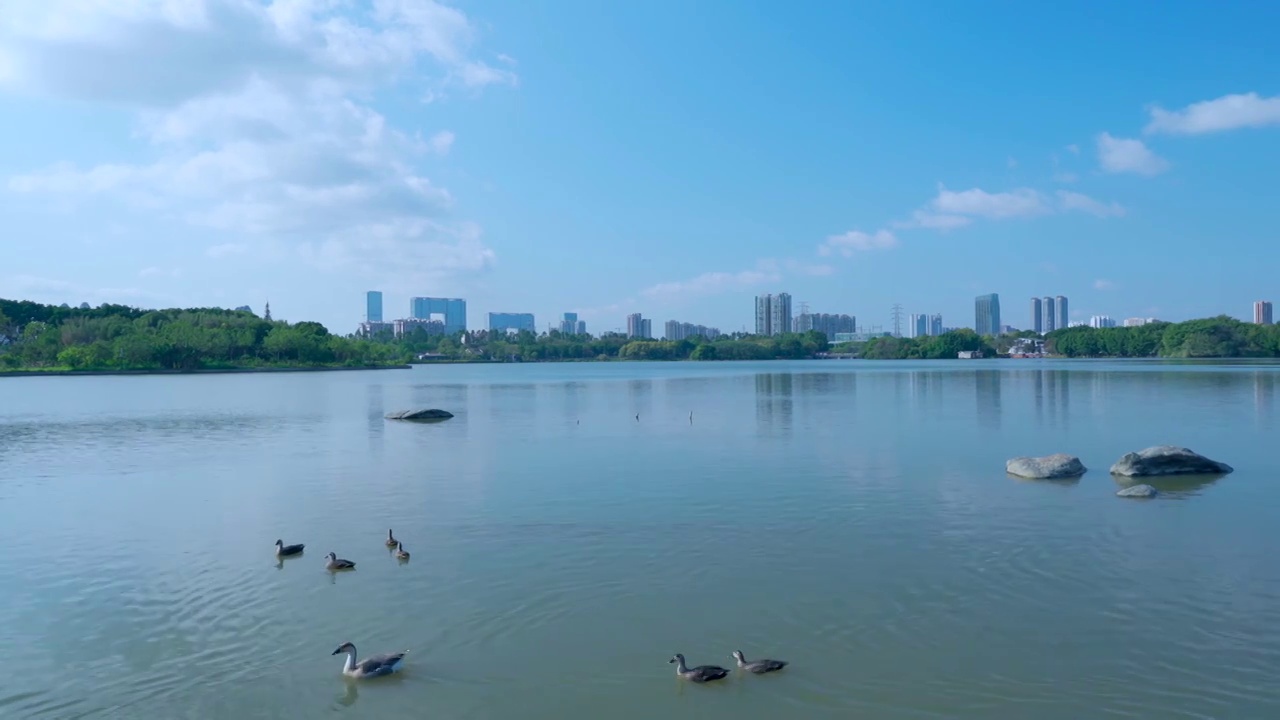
[2, 360, 1279, 719]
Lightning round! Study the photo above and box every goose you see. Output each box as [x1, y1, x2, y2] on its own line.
[325, 552, 356, 571]
[731, 650, 788, 674]
[331, 642, 408, 679]
[275, 539, 305, 557]
[385, 529, 398, 548]
[669, 653, 729, 683]
[395, 542, 410, 560]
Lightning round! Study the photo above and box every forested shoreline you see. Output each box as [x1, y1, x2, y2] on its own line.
[3, 299, 1278, 374]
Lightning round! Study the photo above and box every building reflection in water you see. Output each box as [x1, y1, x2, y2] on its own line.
[1255, 371, 1276, 428]
[628, 378, 653, 420]
[755, 372, 794, 435]
[1033, 368, 1071, 429]
[366, 382, 385, 451]
[974, 369, 1002, 429]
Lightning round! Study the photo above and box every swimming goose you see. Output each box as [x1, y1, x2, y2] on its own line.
[331, 642, 407, 679]
[731, 650, 788, 674]
[325, 552, 356, 571]
[395, 542, 410, 560]
[385, 529, 398, 548]
[669, 653, 729, 683]
[275, 539, 305, 557]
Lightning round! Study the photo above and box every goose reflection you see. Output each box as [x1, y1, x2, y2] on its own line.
[336, 681, 358, 707]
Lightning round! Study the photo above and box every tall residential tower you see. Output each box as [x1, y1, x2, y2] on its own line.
[366, 291, 383, 323]
[974, 293, 1001, 336]
[1254, 301, 1273, 325]
[754, 293, 792, 336]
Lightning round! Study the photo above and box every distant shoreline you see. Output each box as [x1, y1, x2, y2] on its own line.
[0, 364, 412, 378]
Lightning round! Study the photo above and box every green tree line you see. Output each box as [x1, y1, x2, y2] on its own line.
[836, 329, 996, 359]
[0, 299, 402, 371]
[1046, 316, 1280, 358]
[0, 298, 834, 371]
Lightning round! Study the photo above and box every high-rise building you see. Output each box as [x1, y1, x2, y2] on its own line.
[366, 291, 383, 323]
[626, 313, 652, 339]
[1041, 296, 1056, 333]
[488, 312, 536, 333]
[1055, 295, 1069, 330]
[796, 312, 855, 339]
[664, 320, 721, 341]
[754, 293, 792, 336]
[929, 314, 943, 336]
[1089, 315, 1116, 329]
[1030, 297, 1043, 334]
[410, 297, 467, 334]
[911, 313, 928, 338]
[557, 312, 588, 335]
[1254, 300, 1274, 325]
[974, 293, 1001, 336]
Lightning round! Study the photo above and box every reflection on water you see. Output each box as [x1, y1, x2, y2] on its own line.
[1, 361, 1280, 719]
[974, 369, 1001, 429]
[755, 373, 793, 435]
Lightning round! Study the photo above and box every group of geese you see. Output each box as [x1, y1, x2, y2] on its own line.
[273, 529, 413, 679]
[274, 529, 790, 684]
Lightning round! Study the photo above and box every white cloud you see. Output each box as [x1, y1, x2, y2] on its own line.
[1145, 92, 1280, 135]
[818, 229, 898, 257]
[1097, 132, 1169, 176]
[497, 53, 517, 66]
[1057, 190, 1126, 218]
[1, 0, 511, 284]
[1007, 157, 1018, 169]
[893, 209, 972, 231]
[1053, 171, 1079, 184]
[933, 186, 1048, 219]
[784, 259, 836, 276]
[640, 267, 781, 301]
[1093, 279, 1115, 290]
[429, 130, 455, 154]
[206, 243, 248, 259]
[1066, 144, 1080, 155]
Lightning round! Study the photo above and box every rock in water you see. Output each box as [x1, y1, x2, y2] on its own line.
[1006, 453, 1087, 479]
[386, 409, 454, 421]
[1116, 484, 1158, 498]
[1109, 446, 1233, 477]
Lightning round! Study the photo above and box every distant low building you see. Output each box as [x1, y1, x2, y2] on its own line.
[1089, 315, 1117, 329]
[357, 321, 394, 337]
[394, 318, 445, 337]
[488, 312, 536, 333]
[958, 350, 984, 359]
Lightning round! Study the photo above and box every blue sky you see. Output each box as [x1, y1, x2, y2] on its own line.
[2, 0, 1278, 335]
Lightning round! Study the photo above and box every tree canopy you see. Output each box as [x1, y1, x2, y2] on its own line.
[840, 329, 997, 359]
[1046, 316, 1280, 358]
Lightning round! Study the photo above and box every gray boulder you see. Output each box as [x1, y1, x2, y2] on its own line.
[1116, 484, 1158, 498]
[1109, 446, 1232, 477]
[386, 409, 454, 421]
[1006, 453, 1087, 479]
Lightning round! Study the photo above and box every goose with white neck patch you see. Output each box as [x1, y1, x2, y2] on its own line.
[668, 653, 729, 683]
[331, 642, 408, 679]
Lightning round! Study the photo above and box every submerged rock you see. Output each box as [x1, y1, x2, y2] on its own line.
[1116, 484, 1158, 498]
[1006, 453, 1087, 479]
[386, 409, 454, 422]
[1109, 446, 1232, 477]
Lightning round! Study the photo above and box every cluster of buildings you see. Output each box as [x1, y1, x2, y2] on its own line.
[356, 288, 1276, 346]
[1029, 295, 1070, 333]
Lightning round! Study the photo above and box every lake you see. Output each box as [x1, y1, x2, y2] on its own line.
[1, 359, 1278, 719]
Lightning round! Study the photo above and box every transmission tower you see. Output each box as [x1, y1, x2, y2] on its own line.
[890, 303, 904, 337]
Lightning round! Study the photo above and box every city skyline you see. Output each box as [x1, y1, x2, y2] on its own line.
[3, 2, 1278, 333]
